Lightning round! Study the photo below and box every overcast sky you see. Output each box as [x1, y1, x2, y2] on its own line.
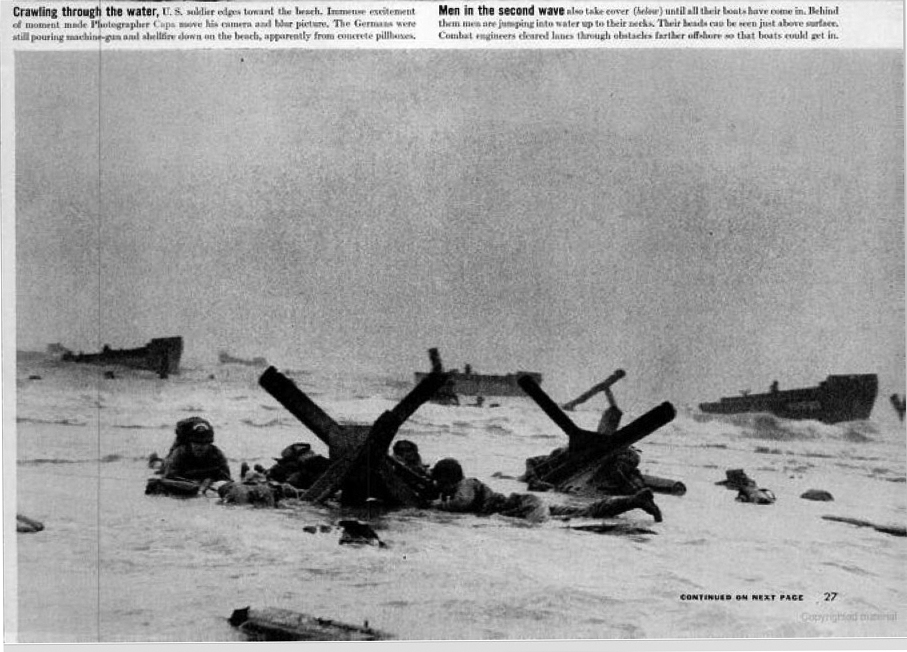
[14, 49, 904, 409]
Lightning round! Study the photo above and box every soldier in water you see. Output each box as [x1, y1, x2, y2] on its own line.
[521, 370, 660, 516]
[431, 458, 661, 523]
[265, 442, 331, 490]
[163, 417, 232, 484]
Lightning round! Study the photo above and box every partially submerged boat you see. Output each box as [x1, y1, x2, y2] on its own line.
[219, 351, 268, 367]
[698, 374, 878, 424]
[414, 348, 542, 397]
[58, 337, 183, 378]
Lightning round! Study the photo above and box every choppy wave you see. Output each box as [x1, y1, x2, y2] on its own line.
[240, 418, 283, 428]
[19, 457, 81, 465]
[841, 421, 879, 443]
[710, 412, 884, 446]
[740, 413, 820, 441]
[484, 424, 514, 436]
[19, 453, 142, 465]
[17, 417, 87, 427]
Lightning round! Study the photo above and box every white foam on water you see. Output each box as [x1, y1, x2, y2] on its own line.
[11, 355, 907, 641]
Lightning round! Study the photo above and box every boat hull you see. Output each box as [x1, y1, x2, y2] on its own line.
[219, 351, 268, 366]
[698, 374, 878, 424]
[61, 337, 183, 378]
[413, 370, 542, 397]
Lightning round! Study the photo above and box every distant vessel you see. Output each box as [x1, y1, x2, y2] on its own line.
[890, 393, 906, 422]
[698, 374, 878, 424]
[58, 337, 183, 378]
[219, 351, 268, 367]
[414, 348, 542, 398]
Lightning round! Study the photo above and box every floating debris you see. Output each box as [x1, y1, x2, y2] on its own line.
[716, 469, 776, 505]
[17, 514, 44, 533]
[567, 522, 657, 536]
[229, 606, 389, 641]
[338, 520, 385, 547]
[144, 477, 201, 498]
[800, 489, 834, 502]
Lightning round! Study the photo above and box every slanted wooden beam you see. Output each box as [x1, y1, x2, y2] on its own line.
[259, 366, 447, 506]
[303, 373, 448, 504]
[560, 369, 625, 411]
[259, 366, 343, 446]
[518, 373, 675, 486]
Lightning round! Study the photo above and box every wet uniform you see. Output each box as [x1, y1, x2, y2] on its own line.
[164, 445, 232, 483]
[436, 476, 658, 522]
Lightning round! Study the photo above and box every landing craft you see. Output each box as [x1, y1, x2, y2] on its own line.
[56, 336, 183, 379]
[698, 374, 878, 424]
[413, 347, 542, 398]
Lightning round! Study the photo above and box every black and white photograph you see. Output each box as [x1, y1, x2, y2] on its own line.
[4, 4, 905, 644]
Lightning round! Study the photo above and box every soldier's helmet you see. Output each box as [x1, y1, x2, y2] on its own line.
[393, 440, 418, 456]
[176, 416, 214, 444]
[430, 458, 464, 486]
[280, 442, 313, 460]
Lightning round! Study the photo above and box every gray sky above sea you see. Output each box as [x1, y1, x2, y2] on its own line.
[14, 49, 905, 410]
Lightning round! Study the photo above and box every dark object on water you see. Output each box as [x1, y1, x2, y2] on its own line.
[641, 474, 687, 496]
[414, 347, 542, 398]
[736, 487, 775, 505]
[259, 366, 443, 507]
[561, 370, 625, 411]
[715, 469, 755, 488]
[338, 519, 385, 547]
[59, 337, 183, 379]
[420, 348, 459, 405]
[517, 374, 675, 497]
[822, 515, 906, 537]
[17, 514, 45, 533]
[148, 452, 164, 472]
[145, 477, 201, 497]
[567, 522, 657, 536]
[27, 374, 42, 380]
[219, 351, 268, 367]
[218, 480, 280, 507]
[229, 606, 388, 641]
[716, 469, 775, 505]
[698, 374, 878, 424]
[890, 393, 906, 422]
[800, 489, 834, 502]
[103, 371, 117, 379]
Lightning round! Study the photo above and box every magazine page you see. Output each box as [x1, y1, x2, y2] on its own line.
[1, 0, 904, 648]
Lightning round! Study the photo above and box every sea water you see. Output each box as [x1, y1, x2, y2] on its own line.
[10, 354, 906, 642]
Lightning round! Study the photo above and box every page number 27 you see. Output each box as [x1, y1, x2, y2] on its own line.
[824, 592, 838, 601]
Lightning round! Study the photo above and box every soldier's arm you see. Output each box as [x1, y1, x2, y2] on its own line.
[434, 479, 481, 512]
[162, 448, 190, 479]
[209, 448, 232, 481]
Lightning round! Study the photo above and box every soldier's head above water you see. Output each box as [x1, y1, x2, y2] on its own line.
[392, 439, 423, 467]
[430, 458, 464, 496]
[176, 416, 213, 441]
[176, 416, 214, 453]
[279, 442, 314, 461]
